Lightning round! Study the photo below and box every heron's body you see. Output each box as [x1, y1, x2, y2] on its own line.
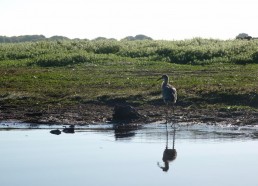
[162, 81, 177, 105]
[160, 75, 177, 106]
[158, 74, 177, 123]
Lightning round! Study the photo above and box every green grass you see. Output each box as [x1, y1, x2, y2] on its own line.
[0, 39, 258, 112]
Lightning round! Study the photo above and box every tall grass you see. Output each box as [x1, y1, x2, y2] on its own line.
[1, 38, 258, 67]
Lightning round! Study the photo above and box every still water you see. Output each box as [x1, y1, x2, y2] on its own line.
[0, 123, 258, 186]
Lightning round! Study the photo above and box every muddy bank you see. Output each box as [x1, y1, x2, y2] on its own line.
[0, 103, 257, 126]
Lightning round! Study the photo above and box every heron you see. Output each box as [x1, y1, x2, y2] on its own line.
[158, 74, 177, 124]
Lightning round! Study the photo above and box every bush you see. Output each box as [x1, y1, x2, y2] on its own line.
[31, 53, 93, 67]
[251, 51, 258, 63]
[94, 43, 120, 54]
[230, 55, 253, 65]
[1, 38, 258, 66]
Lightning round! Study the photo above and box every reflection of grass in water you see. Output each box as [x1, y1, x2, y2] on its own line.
[0, 39, 258, 112]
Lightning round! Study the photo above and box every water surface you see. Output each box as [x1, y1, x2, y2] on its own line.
[0, 123, 258, 186]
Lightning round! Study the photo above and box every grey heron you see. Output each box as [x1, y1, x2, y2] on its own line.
[158, 74, 177, 123]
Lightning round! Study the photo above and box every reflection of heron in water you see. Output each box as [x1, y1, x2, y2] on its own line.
[158, 125, 177, 172]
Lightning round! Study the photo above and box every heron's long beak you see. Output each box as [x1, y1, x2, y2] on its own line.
[157, 77, 162, 81]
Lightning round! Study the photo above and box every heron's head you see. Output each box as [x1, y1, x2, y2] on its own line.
[157, 74, 169, 81]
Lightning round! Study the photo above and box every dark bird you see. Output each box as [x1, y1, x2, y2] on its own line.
[50, 129, 61, 135]
[158, 74, 177, 123]
[63, 125, 75, 134]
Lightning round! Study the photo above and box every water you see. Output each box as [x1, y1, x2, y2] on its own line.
[0, 122, 258, 186]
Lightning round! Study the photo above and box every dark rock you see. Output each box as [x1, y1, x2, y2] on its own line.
[50, 129, 61, 135]
[112, 105, 142, 122]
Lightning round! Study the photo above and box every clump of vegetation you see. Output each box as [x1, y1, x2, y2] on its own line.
[1, 38, 258, 67]
[122, 34, 153, 41]
[235, 33, 252, 40]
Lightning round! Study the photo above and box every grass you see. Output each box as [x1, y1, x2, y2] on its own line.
[0, 39, 258, 113]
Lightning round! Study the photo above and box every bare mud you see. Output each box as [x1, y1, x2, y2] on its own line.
[0, 103, 257, 126]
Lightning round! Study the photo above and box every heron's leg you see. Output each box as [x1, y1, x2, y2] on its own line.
[166, 122, 168, 148]
[172, 123, 176, 149]
[171, 103, 175, 128]
[166, 103, 169, 124]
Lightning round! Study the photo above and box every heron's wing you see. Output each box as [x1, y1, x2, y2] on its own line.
[163, 85, 177, 103]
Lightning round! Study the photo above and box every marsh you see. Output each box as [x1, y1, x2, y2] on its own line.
[0, 122, 258, 186]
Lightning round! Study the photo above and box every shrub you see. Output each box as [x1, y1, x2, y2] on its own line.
[31, 53, 93, 67]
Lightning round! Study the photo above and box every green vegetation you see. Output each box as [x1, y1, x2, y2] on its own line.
[0, 38, 258, 112]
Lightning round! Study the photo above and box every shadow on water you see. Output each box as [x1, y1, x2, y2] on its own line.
[48, 123, 141, 140]
[113, 124, 141, 140]
[158, 124, 177, 172]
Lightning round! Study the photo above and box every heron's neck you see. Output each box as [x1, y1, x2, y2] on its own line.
[162, 79, 168, 86]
